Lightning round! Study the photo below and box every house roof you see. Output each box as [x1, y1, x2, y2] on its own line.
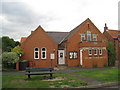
[20, 37, 27, 43]
[20, 32, 69, 44]
[107, 30, 120, 39]
[47, 32, 69, 44]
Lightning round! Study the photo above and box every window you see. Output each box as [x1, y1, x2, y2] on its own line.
[73, 52, 78, 59]
[69, 52, 78, 59]
[89, 49, 92, 55]
[80, 34, 85, 41]
[34, 48, 39, 59]
[41, 48, 46, 59]
[93, 34, 97, 41]
[87, 31, 91, 41]
[99, 49, 102, 55]
[69, 52, 74, 59]
[94, 49, 97, 55]
[60, 53, 63, 58]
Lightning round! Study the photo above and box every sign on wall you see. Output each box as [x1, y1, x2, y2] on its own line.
[50, 53, 55, 59]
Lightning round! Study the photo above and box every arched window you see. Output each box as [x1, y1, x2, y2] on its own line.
[93, 34, 97, 41]
[34, 48, 39, 59]
[87, 31, 91, 41]
[41, 48, 46, 59]
[94, 49, 97, 55]
[88, 49, 92, 55]
[99, 49, 102, 55]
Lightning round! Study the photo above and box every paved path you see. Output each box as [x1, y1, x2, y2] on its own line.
[64, 71, 102, 85]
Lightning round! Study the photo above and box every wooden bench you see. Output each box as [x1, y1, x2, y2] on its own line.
[25, 67, 54, 79]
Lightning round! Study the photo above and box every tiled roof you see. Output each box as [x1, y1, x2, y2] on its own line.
[47, 32, 69, 44]
[20, 32, 69, 44]
[107, 30, 120, 38]
[20, 37, 27, 43]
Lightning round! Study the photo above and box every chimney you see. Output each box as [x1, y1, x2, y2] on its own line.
[104, 23, 108, 32]
[31, 31, 34, 34]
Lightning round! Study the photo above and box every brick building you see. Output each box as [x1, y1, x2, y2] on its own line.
[18, 18, 108, 69]
[103, 24, 120, 66]
[118, 32, 120, 65]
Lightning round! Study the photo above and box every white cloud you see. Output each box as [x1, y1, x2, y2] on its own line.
[1, 0, 119, 41]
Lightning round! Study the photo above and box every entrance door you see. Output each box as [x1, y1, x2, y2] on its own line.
[58, 50, 65, 65]
[80, 49, 83, 65]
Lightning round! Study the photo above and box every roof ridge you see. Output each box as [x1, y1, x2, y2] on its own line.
[46, 31, 69, 33]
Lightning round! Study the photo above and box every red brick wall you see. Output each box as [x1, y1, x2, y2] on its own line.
[21, 26, 58, 67]
[65, 19, 108, 68]
[118, 33, 120, 65]
[82, 49, 108, 68]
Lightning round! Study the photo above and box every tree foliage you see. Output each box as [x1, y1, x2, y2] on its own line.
[107, 42, 116, 66]
[12, 46, 24, 56]
[1, 36, 20, 52]
[1, 52, 19, 64]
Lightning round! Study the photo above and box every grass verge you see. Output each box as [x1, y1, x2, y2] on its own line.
[75, 67, 119, 82]
[2, 72, 87, 88]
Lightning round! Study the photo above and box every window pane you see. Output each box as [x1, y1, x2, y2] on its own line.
[42, 48, 46, 51]
[42, 52, 46, 58]
[87, 31, 91, 41]
[35, 52, 38, 58]
[99, 49, 102, 55]
[81, 34, 85, 41]
[93, 34, 97, 41]
[94, 49, 97, 55]
[74, 52, 77, 59]
[89, 50, 92, 55]
[88, 35, 91, 41]
[69, 52, 73, 59]
[35, 48, 38, 51]
[60, 53, 63, 57]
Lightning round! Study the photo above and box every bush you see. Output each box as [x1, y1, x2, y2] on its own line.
[107, 42, 116, 66]
[12, 46, 24, 56]
[1, 52, 19, 68]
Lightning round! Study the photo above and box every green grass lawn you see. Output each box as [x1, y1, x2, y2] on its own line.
[2, 73, 87, 88]
[75, 67, 119, 82]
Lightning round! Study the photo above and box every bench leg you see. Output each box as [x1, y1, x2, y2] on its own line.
[28, 75, 30, 79]
[50, 74, 52, 79]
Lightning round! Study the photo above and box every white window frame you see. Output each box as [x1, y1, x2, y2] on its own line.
[89, 49, 92, 55]
[94, 49, 97, 55]
[99, 49, 102, 55]
[80, 34, 85, 41]
[93, 34, 97, 41]
[41, 47, 47, 59]
[34, 47, 39, 59]
[87, 31, 91, 41]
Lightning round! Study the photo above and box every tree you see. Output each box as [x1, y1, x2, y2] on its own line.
[12, 46, 24, 56]
[107, 42, 116, 66]
[1, 52, 19, 68]
[1, 36, 20, 52]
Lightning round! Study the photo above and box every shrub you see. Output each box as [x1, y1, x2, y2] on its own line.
[12, 46, 24, 56]
[1, 52, 19, 68]
[104, 63, 107, 67]
[107, 42, 116, 66]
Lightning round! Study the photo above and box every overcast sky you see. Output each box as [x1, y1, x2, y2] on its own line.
[0, 0, 119, 41]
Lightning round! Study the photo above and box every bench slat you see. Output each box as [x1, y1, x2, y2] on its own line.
[25, 72, 53, 75]
[26, 67, 54, 72]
